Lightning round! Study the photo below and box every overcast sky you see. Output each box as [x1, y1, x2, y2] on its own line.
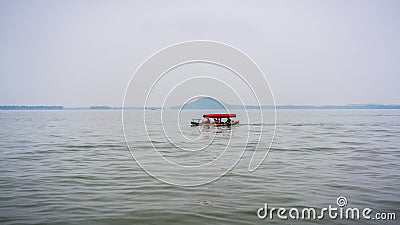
[0, 0, 399, 107]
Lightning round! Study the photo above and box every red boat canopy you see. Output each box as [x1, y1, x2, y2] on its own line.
[203, 113, 236, 118]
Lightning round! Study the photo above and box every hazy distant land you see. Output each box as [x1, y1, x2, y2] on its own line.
[1, 104, 400, 110]
[1, 98, 400, 110]
[169, 97, 400, 110]
[0, 105, 64, 110]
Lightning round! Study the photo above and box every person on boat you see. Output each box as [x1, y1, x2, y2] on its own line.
[214, 118, 220, 124]
[204, 117, 210, 124]
[226, 117, 231, 125]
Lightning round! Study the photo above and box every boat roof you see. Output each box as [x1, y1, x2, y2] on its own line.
[203, 113, 236, 118]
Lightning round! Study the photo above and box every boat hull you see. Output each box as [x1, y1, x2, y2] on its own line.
[191, 121, 239, 127]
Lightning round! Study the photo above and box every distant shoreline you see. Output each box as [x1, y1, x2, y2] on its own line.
[1, 104, 400, 110]
[0, 106, 64, 110]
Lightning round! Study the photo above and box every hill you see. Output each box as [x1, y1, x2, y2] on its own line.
[170, 97, 229, 109]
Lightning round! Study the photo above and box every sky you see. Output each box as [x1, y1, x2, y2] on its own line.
[0, 0, 399, 107]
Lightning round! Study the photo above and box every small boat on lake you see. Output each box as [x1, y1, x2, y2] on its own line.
[191, 113, 239, 127]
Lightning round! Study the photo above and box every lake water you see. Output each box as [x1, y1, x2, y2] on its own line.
[0, 109, 399, 224]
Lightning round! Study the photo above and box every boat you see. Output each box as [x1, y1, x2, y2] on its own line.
[191, 113, 239, 127]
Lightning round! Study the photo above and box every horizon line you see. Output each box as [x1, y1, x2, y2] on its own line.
[1, 104, 400, 110]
